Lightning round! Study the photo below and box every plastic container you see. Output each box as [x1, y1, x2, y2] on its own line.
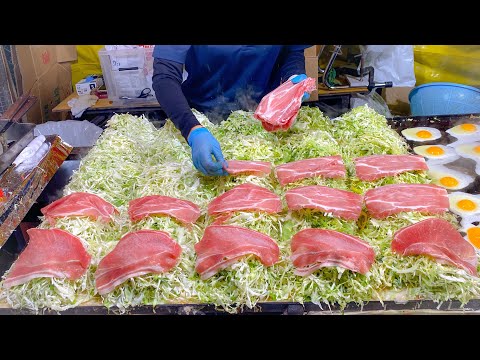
[98, 47, 156, 103]
[409, 82, 480, 116]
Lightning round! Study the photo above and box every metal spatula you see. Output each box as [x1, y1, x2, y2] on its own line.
[0, 93, 37, 135]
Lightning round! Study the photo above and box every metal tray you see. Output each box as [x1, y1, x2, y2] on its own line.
[0, 121, 36, 176]
[1, 299, 480, 315]
[0, 135, 72, 247]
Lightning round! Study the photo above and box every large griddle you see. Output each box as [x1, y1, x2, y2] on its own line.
[2, 112, 480, 315]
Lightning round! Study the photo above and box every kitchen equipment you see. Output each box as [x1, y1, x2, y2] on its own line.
[319, 45, 393, 91]
[0, 93, 37, 137]
[0, 135, 72, 247]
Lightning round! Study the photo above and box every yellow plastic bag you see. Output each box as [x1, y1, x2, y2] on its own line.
[71, 45, 104, 86]
[414, 45, 480, 86]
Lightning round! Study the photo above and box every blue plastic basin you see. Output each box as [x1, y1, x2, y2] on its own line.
[409, 82, 480, 116]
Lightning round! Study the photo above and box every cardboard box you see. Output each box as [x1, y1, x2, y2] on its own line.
[75, 76, 104, 96]
[381, 86, 414, 116]
[305, 56, 319, 102]
[304, 45, 322, 57]
[56, 46, 78, 63]
[14, 45, 76, 123]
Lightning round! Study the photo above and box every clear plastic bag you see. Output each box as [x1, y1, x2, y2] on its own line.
[361, 45, 416, 87]
[350, 90, 393, 118]
[34, 120, 102, 147]
[414, 45, 480, 86]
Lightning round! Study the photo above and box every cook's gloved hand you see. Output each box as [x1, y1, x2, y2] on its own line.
[290, 74, 310, 102]
[188, 127, 229, 176]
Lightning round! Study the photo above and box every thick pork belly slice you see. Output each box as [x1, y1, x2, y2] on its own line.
[275, 156, 346, 186]
[392, 218, 478, 276]
[354, 154, 428, 181]
[41, 192, 118, 225]
[194, 225, 280, 280]
[254, 77, 317, 132]
[364, 184, 449, 219]
[208, 183, 282, 216]
[128, 195, 201, 225]
[285, 185, 363, 221]
[225, 160, 272, 177]
[95, 230, 182, 295]
[2, 228, 91, 289]
[291, 228, 375, 276]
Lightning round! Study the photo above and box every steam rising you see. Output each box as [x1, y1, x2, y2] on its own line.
[204, 85, 262, 124]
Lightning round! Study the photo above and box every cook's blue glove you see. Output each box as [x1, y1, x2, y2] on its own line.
[290, 74, 310, 102]
[188, 127, 229, 176]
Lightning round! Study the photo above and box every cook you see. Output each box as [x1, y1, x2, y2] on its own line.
[152, 45, 311, 176]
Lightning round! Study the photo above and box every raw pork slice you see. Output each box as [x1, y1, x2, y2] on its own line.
[392, 218, 478, 276]
[211, 213, 233, 225]
[354, 154, 428, 181]
[364, 184, 449, 219]
[291, 228, 375, 276]
[195, 225, 279, 280]
[2, 228, 91, 288]
[41, 192, 117, 225]
[254, 77, 317, 132]
[208, 183, 282, 216]
[225, 160, 272, 177]
[275, 156, 346, 186]
[285, 185, 363, 221]
[95, 230, 182, 295]
[128, 195, 200, 225]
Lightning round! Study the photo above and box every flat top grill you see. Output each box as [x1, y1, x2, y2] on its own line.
[391, 113, 480, 196]
[2, 112, 480, 314]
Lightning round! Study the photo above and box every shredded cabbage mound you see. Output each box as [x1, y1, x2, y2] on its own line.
[2, 105, 480, 313]
[332, 105, 409, 163]
[359, 212, 480, 304]
[289, 106, 332, 133]
[349, 171, 432, 194]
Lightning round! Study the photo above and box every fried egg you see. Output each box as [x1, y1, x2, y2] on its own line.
[401, 127, 442, 142]
[446, 123, 480, 138]
[413, 145, 459, 163]
[447, 124, 480, 147]
[448, 191, 480, 216]
[427, 164, 475, 190]
[460, 223, 480, 250]
[452, 142, 480, 162]
[449, 142, 480, 176]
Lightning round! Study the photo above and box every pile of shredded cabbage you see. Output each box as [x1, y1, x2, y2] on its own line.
[2, 105, 480, 314]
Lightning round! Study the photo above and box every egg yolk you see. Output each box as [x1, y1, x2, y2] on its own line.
[467, 227, 480, 248]
[457, 199, 477, 211]
[474, 145, 480, 153]
[416, 130, 432, 138]
[440, 176, 459, 187]
[461, 123, 477, 132]
[426, 146, 445, 155]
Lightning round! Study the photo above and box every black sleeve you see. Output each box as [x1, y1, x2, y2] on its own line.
[279, 46, 307, 83]
[152, 58, 201, 140]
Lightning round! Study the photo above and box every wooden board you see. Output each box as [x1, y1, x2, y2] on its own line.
[317, 85, 369, 96]
[52, 93, 160, 113]
[53, 87, 371, 113]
